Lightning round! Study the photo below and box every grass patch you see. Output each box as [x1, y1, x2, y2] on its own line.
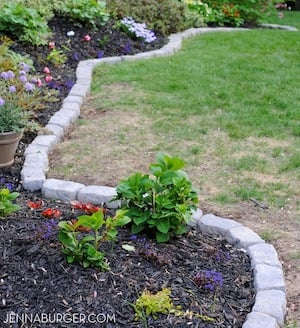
[262, 10, 300, 29]
[49, 20, 300, 217]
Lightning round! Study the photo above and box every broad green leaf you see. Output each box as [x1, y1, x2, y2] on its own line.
[155, 231, 170, 243]
[157, 218, 170, 233]
[58, 230, 75, 244]
[78, 210, 104, 230]
[131, 223, 146, 234]
[174, 225, 188, 235]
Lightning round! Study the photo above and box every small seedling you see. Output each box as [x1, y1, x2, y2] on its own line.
[58, 209, 131, 270]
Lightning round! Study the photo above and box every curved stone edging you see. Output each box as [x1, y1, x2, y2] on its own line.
[20, 26, 294, 327]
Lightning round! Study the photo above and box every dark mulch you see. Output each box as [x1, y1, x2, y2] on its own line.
[0, 17, 255, 327]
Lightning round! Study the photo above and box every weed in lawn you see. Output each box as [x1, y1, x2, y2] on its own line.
[259, 230, 282, 242]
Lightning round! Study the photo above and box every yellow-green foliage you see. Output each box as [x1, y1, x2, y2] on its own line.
[134, 288, 178, 320]
[134, 287, 215, 323]
[0, 37, 34, 72]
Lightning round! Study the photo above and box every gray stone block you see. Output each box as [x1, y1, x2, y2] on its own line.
[42, 178, 85, 202]
[252, 290, 286, 326]
[77, 185, 121, 208]
[242, 312, 279, 328]
[21, 168, 46, 191]
[197, 213, 242, 237]
[254, 264, 285, 292]
[189, 208, 203, 227]
[248, 243, 282, 268]
[60, 102, 81, 116]
[32, 135, 58, 149]
[68, 84, 90, 97]
[226, 226, 265, 249]
[24, 143, 49, 156]
[63, 95, 84, 106]
[23, 152, 48, 171]
[48, 111, 73, 130]
[44, 124, 65, 141]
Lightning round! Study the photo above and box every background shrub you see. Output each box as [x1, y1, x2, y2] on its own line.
[204, 0, 269, 26]
[54, 0, 109, 28]
[107, 0, 188, 36]
[0, 2, 51, 45]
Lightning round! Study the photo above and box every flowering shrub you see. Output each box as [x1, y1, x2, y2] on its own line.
[185, 0, 212, 18]
[202, 0, 266, 26]
[0, 63, 45, 132]
[120, 17, 157, 43]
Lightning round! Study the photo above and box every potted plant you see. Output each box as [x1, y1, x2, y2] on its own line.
[0, 64, 39, 167]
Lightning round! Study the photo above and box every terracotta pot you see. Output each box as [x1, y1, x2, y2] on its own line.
[0, 131, 23, 168]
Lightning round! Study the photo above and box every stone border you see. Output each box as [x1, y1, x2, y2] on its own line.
[20, 26, 297, 327]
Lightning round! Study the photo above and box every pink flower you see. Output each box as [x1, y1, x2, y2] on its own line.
[43, 67, 51, 75]
[84, 35, 91, 42]
[48, 42, 55, 49]
[36, 78, 43, 87]
[45, 75, 53, 82]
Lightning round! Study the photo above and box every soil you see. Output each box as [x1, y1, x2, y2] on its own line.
[0, 196, 255, 327]
[0, 15, 298, 327]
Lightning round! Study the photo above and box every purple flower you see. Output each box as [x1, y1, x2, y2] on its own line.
[123, 42, 132, 54]
[19, 62, 30, 73]
[36, 219, 57, 239]
[72, 52, 79, 62]
[19, 75, 27, 83]
[0, 97, 5, 106]
[24, 82, 35, 91]
[64, 80, 74, 91]
[97, 50, 104, 59]
[6, 71, 15, 79]
[0, 72, 9, 80]
[8, 85, 16, 93]
[19, 70, 27, 76]
[193, 270, 223, 292]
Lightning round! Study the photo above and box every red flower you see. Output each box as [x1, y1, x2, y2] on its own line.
[27, 199, 44, 210]
[70, 200, 103, 215]
[83, 35, 91, 42]
[42, 208, 62, 218]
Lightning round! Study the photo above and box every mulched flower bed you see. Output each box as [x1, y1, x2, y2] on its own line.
[0, 195, 255, 327]
[0, 16, 255, 327]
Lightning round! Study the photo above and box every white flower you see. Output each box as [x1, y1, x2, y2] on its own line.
[67, 31, 75, 37]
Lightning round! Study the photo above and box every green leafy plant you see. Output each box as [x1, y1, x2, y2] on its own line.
[58, 209, 131, 269]
[0, 2, 51, 46]
[56, 0, 109, 28]
[114, 153, 198, 242]
[46, 48, 67, 67]
[0, 188, 20, 218]
[203, 0, 266, 26]
[181, 0, 212, 27]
